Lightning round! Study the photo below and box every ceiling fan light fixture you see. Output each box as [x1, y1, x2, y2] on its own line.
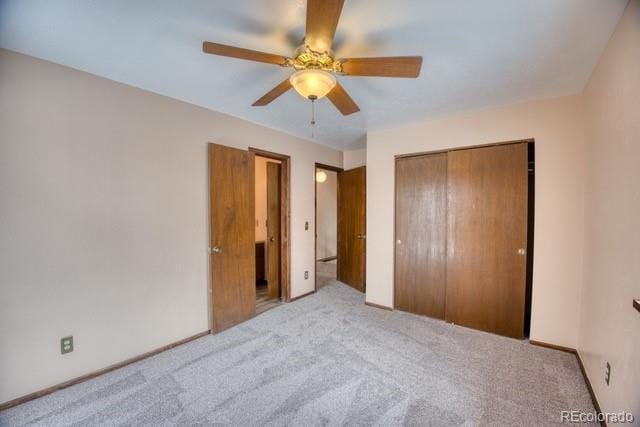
[289, 69, 336, 100]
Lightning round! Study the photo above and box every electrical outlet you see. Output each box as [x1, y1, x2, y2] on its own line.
[605, 361, 611, 385]
[61, 336, 73, 354]
[304, 271, 309, 280]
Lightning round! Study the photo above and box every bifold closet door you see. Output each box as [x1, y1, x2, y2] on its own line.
[445, 143, 528, 338]
[394, 154, 448, 318]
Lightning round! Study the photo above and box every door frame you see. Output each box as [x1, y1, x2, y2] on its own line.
[314, 163, 343, 292]
[392, 138, 535, 335]
[250, 147, 292, 302]
[394, 138, 534, 160]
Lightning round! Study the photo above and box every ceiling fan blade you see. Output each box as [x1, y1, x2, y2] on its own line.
[340, 56, 423, 77]
[252, 78, 293, 106]
[203, 42, 289, 66]
[305, 0, 344, 53]
[326, 82, 359, 115]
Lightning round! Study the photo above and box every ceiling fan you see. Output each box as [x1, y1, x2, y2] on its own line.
[202, 0, 422, 116]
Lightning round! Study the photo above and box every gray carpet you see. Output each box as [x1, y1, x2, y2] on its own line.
[0, 281, 595, 426]
[316, 260, 337, 290]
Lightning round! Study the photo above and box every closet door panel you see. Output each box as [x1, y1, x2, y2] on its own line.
[445, 143, 528, 338]
[394, 154, 447, 318]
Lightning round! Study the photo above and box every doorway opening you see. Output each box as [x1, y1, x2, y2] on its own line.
[315, 164, 341, 291]
[209, 144, 291, 333]
[253, 150, 290, 314]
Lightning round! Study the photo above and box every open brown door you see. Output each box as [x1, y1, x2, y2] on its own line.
[394, 154, 447, 319]
[209, 143, 256, 332]
[337, 166, 366, 292]
[266, 162, 281, 299]
[445, 143, 528, 338]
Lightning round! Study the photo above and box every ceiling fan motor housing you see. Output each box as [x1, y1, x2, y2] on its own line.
[289, 45, 343, 73]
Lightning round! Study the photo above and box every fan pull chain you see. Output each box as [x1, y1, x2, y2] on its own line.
[309, 95, 317, 139]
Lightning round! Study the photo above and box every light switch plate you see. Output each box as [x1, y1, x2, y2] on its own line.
[61, 336, 73, 354]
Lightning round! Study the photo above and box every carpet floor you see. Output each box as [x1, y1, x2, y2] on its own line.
[316, 260, 337, 291]
[0, 281, 595, 426]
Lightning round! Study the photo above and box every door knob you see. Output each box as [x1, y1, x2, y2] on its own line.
[211, 246, 222, 254]
[356, 234, 366, 239]
[269, 236, 275, 242]
[517, 248, 526, 255]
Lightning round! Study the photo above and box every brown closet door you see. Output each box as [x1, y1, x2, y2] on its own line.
[209, 143, 256, 332]
[337, 166, 366, 292]
[394, 154, 447, 319]
[446, 143, 528, 338]
[266, 162, 281, 299]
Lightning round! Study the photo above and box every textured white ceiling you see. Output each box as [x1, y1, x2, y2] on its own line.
[0, 0, 627, 150]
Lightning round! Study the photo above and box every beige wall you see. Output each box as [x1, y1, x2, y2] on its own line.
[0, 49, 341, 403]
[366, 95, 587, 348]
[579, 0, 640, 415]
[343, 148, 366, 170]
[315, 170, 337, 260]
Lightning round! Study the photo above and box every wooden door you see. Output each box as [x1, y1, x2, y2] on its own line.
[266, 162, 281, 299]
[394, 154, 448, 319]
[337, 166, 366, 292]
[209, 143, 256, 332]
[446, 143, 528, 338]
